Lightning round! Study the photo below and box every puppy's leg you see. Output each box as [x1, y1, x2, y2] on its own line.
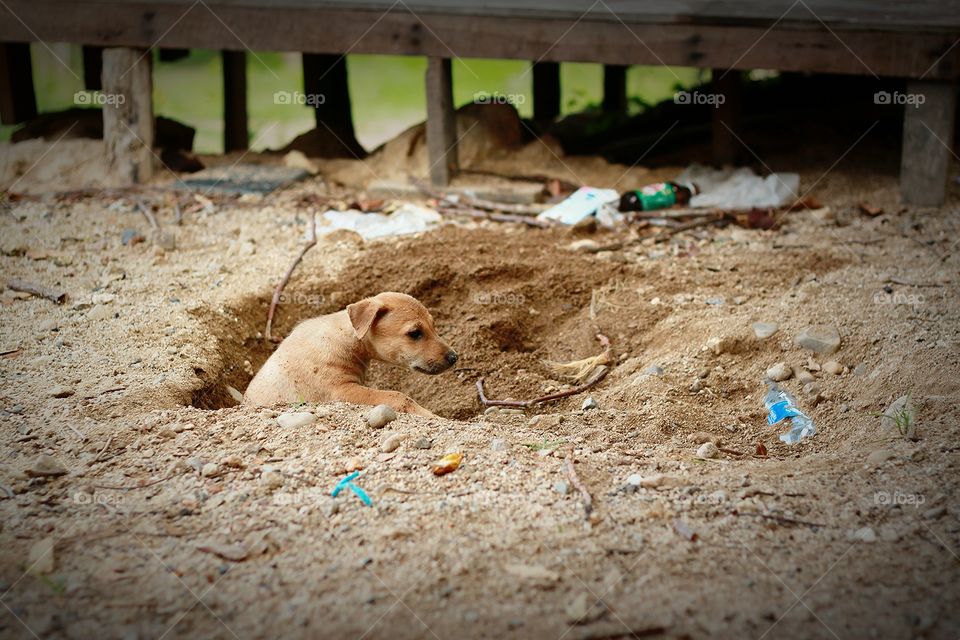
[336, 383, 437, 418]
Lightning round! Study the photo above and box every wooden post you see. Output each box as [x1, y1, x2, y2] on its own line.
[0, 42, 37, 125]
[82, 46, 103, 91]
[901, 80, 957, 206]
[602, 64, 628, 113]
[532, 61, 560, 124]
[302, 53, 356, 139]
[425, 57, 457, 186]
[711, 68, 743, 166]
[102, 48, 154, 184]
[222, 50, 248, 152]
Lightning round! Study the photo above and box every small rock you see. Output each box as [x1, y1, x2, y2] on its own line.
[28, 537, 55, 574]
[200, 462, 219, 477]
[866, 449, 895, 466]
[705, 296, 725, 306]
[86, 304, 115, 321]
[766, 362, 793, 382]
[567, 239, 600, 252]
[121, 229, 145, 246]
[696, 442, 719, 459]
[565, 592, 607, 624]
[364, 404, 398, 429]
[24, 455, 68, 477]
[642, 364, 664, 376]
[490, 438, 508, 452]
[850, 526, 876, 543]
[803, 382, 821, 398]
[503, 563, 560, 583]
[796, 370, 816, 384]
[690, 379, 703, 392]
[91, 292, 115, 305]
[750, 322, 780, 340]
[260, 470, 284, 490]
[344, 457, 364, 472]
[795, 325, 841, 354]
[412, 437, 432, 450]
[321, 499, 340, 517]
[380, 433, 403, 453]
[822, 360, 844, 375]
[50, 385, 74, 399]
[581, 396, 598, 411]
[625, 473, 644, 488]
[276, 412, 316, 429]
[154, 231, 177, 251]
[553, 481, 569, 495]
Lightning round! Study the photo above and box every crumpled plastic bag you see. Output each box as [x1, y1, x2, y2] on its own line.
[319, 203, 442, 240]
[537, 187, 622, 227]
[677, 164, 800, 209]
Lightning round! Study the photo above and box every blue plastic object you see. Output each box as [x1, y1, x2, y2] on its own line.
[764, 382, 816, 444]
[331, 471, 373, 507]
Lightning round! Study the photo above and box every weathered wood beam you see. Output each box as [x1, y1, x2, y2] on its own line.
[222, 49, 248, 152]
[425, 57, 457, 186]
[532, 61, 560, 123]
[302, 53, 356, 139]
[82, 45, 102, 91]
[711, 68, 743, 166]
[901, 80, 957, 205]
[0, 42, 37, 124]
[102, 47, 154, 184]
[602, 64, 628, 114]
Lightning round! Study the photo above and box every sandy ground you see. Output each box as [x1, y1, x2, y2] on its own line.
[1, 154, 959, 640]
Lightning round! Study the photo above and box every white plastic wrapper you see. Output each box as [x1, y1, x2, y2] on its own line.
[677, 164, 800, 209]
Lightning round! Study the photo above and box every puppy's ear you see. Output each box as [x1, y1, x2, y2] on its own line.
[346, 298, 387, 339]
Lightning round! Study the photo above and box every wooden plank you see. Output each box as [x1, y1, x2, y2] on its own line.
[602, 64, 627, 114]
[711, 69, 743, 165]
[532, 61, 560, 123]
[102, 47, 154, 184]
[900, 80, 957, 206]
[222, 49, 248, 152]
[1, 3, 958, 79]
[425, 57, 457, 186]
[0, 42, 36, 125]
[302, 53, 357, 139]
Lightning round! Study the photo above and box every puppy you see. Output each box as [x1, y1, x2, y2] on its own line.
[244, 292, 457, 417]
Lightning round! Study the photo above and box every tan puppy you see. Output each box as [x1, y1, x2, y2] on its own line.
[244, 292, 457, 417]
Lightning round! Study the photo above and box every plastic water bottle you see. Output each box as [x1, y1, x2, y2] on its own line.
[764, 382, 815, 444]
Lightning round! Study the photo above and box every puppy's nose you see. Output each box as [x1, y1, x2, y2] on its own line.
[445, 351, 458, 366]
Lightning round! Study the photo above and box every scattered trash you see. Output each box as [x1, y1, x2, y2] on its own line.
[320, 203, 441, 240]
[618, 181, 695, 212]
[537, 187, 621, 227]
[676, 164, 800, 209]
[431, 452, 463, 476]
[331, 471, 373, 506]
[764, 382, 816, 444]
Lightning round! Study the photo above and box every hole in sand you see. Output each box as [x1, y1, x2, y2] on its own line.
[188, 225, 849, 421]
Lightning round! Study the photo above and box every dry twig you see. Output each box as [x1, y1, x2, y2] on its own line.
[564, 445, 593, 521]
[265, 212, 317, 342]
[7, 278, 66, 304]
[477, 364, 609, 409]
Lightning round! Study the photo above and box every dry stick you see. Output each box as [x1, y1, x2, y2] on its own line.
[477, 365, 609, 409]
[564, 445, 593, 521]
[412, 178, 546, 217]
[265, 212, 317, 342]
[653, 216, 727, 243]
[92, 435, 115, 463]
[7, 278, 66, 304]
[735, 511, 825, 528]
[440, 206, 554, 228]
[136, 199, 159, 230]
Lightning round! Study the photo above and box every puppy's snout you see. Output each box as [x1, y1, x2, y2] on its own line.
[445, 350, 458, 366]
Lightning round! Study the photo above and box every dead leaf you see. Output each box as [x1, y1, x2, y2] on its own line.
[197, 542, 248, 562]
[431, 452, 463, 476]
[756, 442, 768, 457]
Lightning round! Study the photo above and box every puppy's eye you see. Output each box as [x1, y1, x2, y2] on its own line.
[407, 328, 423, 340]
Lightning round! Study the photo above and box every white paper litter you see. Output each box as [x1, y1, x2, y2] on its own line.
[537, 187, 621, 226]
[319, 203, 442, 240]
[677, 164, 800, 209]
